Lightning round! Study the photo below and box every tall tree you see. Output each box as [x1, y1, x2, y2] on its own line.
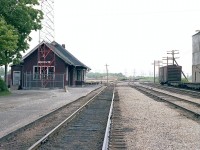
[0, 0, 43, 84]
[0, 17, 18, 83]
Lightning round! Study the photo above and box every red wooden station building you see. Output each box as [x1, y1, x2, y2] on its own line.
[11, 41, 90, 89]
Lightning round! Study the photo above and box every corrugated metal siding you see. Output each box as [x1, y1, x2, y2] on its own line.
[192, 64, 200, 82]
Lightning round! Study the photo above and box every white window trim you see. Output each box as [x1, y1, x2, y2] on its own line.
[33, 66, 55, 80]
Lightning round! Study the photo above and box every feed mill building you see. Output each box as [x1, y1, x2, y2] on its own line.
[11, 41, 90, 89]
[192, 32, 200, 82]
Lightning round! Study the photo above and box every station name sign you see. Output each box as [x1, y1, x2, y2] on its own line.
[38, 61, 51, 64]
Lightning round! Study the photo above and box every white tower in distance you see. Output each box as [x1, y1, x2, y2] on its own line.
[39, 0, 55, 43]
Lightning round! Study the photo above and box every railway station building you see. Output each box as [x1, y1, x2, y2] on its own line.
[192, 32, 200, 82]
[11, 41, 90, 89]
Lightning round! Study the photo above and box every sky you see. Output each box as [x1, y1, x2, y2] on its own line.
[29, 0, 200, 76]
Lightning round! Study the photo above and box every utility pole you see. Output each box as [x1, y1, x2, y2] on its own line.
[152, 60, 162, 83]
[162, 56, 172, 66]
[167, 50, 179, 65]
[105, 64, 109, 85]
[165, 50, 188, 81]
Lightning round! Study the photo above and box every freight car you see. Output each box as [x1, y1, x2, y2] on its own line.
[159, 65, 200, 90]
[159, 65, 182, 85]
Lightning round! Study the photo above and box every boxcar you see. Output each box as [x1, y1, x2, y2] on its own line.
[159, 65, 182, 84]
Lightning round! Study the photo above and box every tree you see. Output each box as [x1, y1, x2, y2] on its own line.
[0, 17, 18, 82]
[0, 0, 43, 84]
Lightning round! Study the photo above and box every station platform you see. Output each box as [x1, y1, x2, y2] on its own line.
[0, 85, 101, 138]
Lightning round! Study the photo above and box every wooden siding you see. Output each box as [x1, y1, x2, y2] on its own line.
[23, 46, 67, 74]
[11, 43, 87, 88]
[23, 50, 38, 72]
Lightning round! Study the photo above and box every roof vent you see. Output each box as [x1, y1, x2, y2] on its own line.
[62, 44, 65, 48]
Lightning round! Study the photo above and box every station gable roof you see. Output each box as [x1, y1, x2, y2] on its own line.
[22, 41, 90, 70]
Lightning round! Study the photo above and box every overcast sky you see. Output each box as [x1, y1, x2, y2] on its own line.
[29, 0, 200, 76]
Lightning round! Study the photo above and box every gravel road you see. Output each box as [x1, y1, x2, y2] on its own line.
[117, 82, 200, 150]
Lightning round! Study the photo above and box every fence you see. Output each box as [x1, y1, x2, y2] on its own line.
[22, 73, 65, 89]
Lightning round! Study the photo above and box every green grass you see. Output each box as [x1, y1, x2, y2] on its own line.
[0, 91, 11, 96]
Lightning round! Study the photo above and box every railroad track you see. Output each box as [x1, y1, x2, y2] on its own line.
[0, 85, 124, 150]
[140, 82, 200, 98]
[131, 84, 200, 119]
[34, 86, 114, 150]
[108, 90, 126, 150]
[0, 86, 107, 150]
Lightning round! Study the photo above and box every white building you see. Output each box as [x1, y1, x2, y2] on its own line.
[192, 32, 200, 82]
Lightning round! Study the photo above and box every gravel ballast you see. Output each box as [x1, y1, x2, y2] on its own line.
[117, 83, 200, 150]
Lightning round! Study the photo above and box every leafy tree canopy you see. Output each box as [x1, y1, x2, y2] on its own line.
[0, 17, 18, 66]
[86, 72, 126, 80]
[0, 0, 43, 64]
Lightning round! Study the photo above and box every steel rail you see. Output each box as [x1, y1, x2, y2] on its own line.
[28, 86, 107, 150]
[134, 84, 200, 106]
[133, 85, 200, 118]
[102, 85, 115, 150]
[140, 82, 200, 97]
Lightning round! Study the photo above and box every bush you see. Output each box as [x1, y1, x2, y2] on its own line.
[0, 78, 8, 92]
[181, 78, 189, 83]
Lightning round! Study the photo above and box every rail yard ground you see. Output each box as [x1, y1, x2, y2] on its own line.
[117, 82, 200, 150]
[0, 82, 200, 149]
[0, 85, 101, 138]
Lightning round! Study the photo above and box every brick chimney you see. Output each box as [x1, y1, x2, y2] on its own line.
[62, 44, 65, 48]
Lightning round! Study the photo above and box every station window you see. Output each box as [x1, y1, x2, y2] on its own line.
[33, 66, 40, 80]
[48, 67, 55, 79]
[33, 66, 55, 80]
[41, 67, 48, 79]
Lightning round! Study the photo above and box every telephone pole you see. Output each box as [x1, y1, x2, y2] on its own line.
[105, 64, 109, 85]
[167, 50, 179, 65]
[152, 60, 162, 83]
[165, 50, 188, 81]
